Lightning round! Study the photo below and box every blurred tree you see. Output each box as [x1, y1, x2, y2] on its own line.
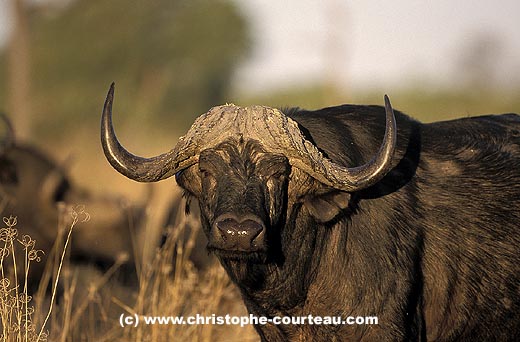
[456, 32, 503, 92]
[0, 0, 249, 140]
[7, 0, 32, 140]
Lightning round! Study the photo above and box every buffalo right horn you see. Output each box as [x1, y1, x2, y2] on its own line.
[101, 83, 183, 182]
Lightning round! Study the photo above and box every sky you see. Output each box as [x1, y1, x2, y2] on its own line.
[232, 0, 520, 94]
[1, 0, 519, 94]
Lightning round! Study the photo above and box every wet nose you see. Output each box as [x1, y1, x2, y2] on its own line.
[212, 214, 266, 251]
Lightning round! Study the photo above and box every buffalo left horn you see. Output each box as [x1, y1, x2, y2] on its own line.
[101, 83, 396, 191]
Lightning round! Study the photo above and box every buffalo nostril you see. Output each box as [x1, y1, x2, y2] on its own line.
[239, 220, 264, 238]
[216, 218, 262, 240]
[214, 217, 265, 250]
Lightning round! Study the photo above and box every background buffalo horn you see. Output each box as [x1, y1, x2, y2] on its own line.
[101, 83, 396, 191]
[39, 167, 66, 205]
[0, 113, 15, 153]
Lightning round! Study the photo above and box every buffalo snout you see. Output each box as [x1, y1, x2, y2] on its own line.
[211, 213, 266, 252]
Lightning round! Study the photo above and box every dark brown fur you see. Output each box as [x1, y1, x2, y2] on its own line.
[175, 104, 520, 341]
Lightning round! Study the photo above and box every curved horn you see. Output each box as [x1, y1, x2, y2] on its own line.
[307, 94, 396, 190]
[101, 83, 181, 182]
[1, 113, 15, 153]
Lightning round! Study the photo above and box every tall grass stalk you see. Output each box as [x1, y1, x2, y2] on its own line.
[37, 205, 89, 341]
[0, 215, 45, 342]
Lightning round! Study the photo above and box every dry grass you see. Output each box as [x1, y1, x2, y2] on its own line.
[0, 215, 46, 342]
[0, 200, 258, 341]
[117, 204, 257, 342]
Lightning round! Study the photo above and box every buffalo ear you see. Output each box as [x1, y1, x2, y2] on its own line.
[304, 191, 351, 223]
[175, 167, 202, 198]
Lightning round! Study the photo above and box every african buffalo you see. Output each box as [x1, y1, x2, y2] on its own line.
[101, 83, 520, 341]
[1, 113, 145, 284]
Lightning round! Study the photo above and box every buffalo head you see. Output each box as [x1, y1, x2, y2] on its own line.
[1, 113, 145, 283]
[101, 83, 396, 262]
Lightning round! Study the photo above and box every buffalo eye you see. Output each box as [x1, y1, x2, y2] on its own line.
[269, 171, 287, 182]
[257, 156, 290, 181]
[198, 166, 217, 191]
[199, 167, 214, 179]
[259, 170, 282, 183]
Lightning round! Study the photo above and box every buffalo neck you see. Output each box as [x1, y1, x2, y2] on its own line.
[217, 205, 349, 315]
[218, 195, 425, 325]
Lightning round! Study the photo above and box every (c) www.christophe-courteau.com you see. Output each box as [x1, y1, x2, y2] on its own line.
[119, 313, 379, 328]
